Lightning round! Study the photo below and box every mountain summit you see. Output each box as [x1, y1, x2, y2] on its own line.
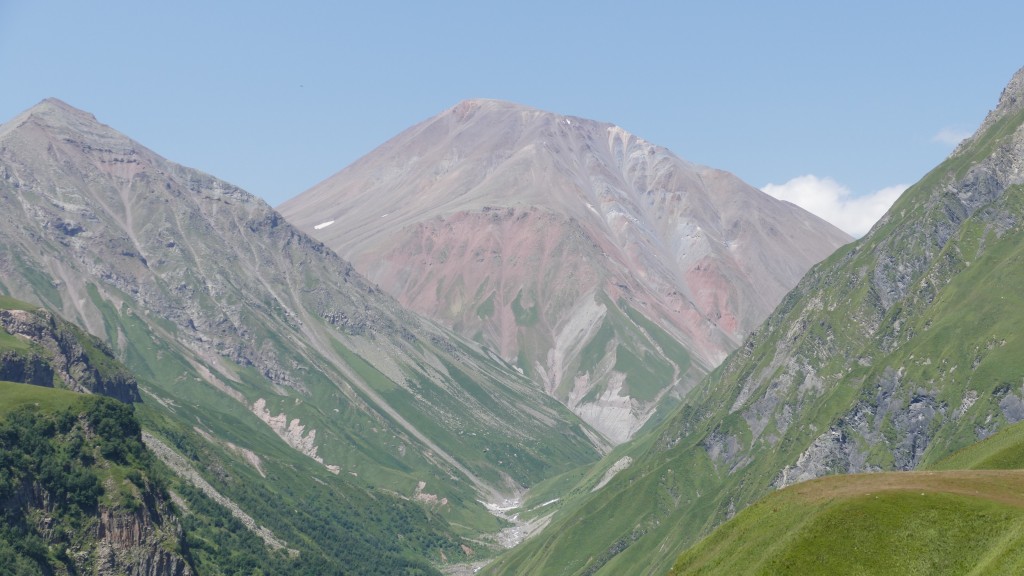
[280, 99, 851, 442]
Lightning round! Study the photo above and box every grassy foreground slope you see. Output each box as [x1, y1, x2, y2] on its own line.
[669, 470, 1024, 575]
[670, 422, 1024, 575]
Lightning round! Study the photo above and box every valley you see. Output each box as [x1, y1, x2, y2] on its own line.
[2, 64, 1024, 575]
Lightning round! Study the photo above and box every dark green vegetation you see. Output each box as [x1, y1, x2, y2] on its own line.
[0, 382, 192, 574]
[0, 381, 469, 576]
[484, 67, 1024, 575]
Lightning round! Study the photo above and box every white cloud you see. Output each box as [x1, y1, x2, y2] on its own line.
[932, 127, 972, 147]
[762, 175, 907, 238]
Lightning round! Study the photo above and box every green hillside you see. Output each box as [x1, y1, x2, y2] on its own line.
[0, 379, 469, 575]
[669, 470, 1024, 575]
[484, 67, 1024, 576]
[669, 420, 1024, 575]
[0, 295, 471, 574]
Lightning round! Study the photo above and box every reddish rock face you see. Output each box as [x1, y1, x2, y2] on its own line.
[280, 99, 851, 443]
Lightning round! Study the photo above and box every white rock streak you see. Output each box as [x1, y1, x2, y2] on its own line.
[252, 398, 339, 474]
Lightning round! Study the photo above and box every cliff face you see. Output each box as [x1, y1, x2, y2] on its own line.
[93, 500, 192, 576]
[8, 477, 193, 576]
[0, 306, 140, 402]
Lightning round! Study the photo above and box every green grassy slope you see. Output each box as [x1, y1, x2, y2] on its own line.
[483, 68, 1024, 576]
[0, 379, 468, 575]
[669, 420, 1024, 575]
[669, 470, 1024, 575]
[0, 296, 473, 573]
[932, 420, 1024, 471]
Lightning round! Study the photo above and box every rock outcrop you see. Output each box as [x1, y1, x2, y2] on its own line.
[0, 307, 140, 402]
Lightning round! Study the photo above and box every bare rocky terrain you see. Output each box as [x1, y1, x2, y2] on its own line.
[280, 99, 851, 443]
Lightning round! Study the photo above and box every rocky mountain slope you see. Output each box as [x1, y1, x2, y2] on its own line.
[279, 99, 850, 443]
[0, 99, 604, 559]
[0, 295, 140, 402]
[0, 294, 480, 575]
[482, 66, 1024, 576]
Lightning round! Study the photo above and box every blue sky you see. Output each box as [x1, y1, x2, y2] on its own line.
[2, 1, 1022, 235]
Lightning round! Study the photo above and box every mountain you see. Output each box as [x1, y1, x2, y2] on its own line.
[0, 99, 606, 568]
[482, 67, 1024, 576]
[279, 99, 851, 443]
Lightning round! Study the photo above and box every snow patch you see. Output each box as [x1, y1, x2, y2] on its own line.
[313, 220, 335, 230]
[531, 498, 560, 511]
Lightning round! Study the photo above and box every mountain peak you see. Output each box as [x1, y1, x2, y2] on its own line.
[280, 100, 851, 444]
[451, 97, 524, 109]
[21, 97, 98, 125]
[957, 66, 1024, 154]
[35, 97, 85, 113]
[443, 98, 596, 129]
[996, 66, 1024, 114]
[1, 97, 113, 144]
